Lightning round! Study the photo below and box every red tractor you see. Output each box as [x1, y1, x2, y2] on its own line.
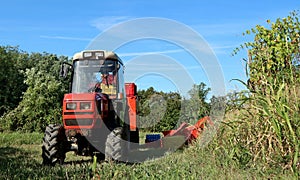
[42, 50, 139, 165]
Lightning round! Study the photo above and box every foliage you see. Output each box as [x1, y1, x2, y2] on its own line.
[230, 11, 300, 174]
[0, 46, 31, 116]
[1, 50, 69, 132]
[233, 11, 300, 90]
[224, 90, 249, 112]
[180, 83, 211, 125]
[137, 88, 182, 132]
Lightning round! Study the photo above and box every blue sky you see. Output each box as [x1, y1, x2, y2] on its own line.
[1, 0, 299, 97]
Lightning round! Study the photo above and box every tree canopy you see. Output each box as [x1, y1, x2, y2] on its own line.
[0, 46, 69, 131]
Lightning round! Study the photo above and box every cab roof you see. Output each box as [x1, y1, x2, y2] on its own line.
[73, 50, 123, 64]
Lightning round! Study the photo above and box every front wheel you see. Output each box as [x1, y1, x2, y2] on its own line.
[42, 124, 66, 166]
[105, 127, 127, 162]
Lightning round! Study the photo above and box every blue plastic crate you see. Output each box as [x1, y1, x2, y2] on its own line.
[145, 134, 161, 143]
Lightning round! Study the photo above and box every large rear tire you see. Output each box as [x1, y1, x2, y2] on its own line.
[105, 127, 127, 162]
[42, 124, 66, 166]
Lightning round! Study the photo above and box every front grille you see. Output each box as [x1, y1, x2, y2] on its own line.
[65, 119, 93, 126]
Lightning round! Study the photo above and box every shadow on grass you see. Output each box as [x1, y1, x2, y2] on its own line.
[0, 145, 173, 179]
[0, 146, 66, 179]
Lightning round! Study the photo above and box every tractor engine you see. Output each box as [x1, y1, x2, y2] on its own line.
[62, 92, 114, 157]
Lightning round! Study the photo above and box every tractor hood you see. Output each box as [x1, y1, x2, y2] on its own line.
[64, 93, 97, 101]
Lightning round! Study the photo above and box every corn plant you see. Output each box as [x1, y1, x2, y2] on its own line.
[230, 11, 300, 175]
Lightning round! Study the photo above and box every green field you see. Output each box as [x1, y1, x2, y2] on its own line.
[0, 132, 296, 179]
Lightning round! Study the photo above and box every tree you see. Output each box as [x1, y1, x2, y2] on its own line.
[137, 87, 182, 132]
[180, 83, 211, 125]
[0, 46, 30, 116]
[1, 52, 69, 132]
[154, 92, 181, 132]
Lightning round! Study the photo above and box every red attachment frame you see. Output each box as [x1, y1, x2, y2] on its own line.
[162, 116, 213, 143]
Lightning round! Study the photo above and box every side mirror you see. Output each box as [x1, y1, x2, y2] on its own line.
[60, 62, 72, 79]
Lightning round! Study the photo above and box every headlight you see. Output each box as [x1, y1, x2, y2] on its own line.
[66, 102, 77, 110]
[80, 102, 91, 110]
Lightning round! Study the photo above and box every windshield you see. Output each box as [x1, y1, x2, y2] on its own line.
[71, 59, 118, 94]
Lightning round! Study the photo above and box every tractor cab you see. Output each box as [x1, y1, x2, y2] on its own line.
[70, 50, 125, 99]
[60, 50, 127, 130]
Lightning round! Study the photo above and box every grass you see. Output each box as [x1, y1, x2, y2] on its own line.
[0, 131, 297, 179]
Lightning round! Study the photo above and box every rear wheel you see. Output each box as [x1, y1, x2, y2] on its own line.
[42, 124, 66, 166]
[105, 127, 127, 162]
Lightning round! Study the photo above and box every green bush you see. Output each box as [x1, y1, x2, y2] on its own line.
[0, 52, 69, 132]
